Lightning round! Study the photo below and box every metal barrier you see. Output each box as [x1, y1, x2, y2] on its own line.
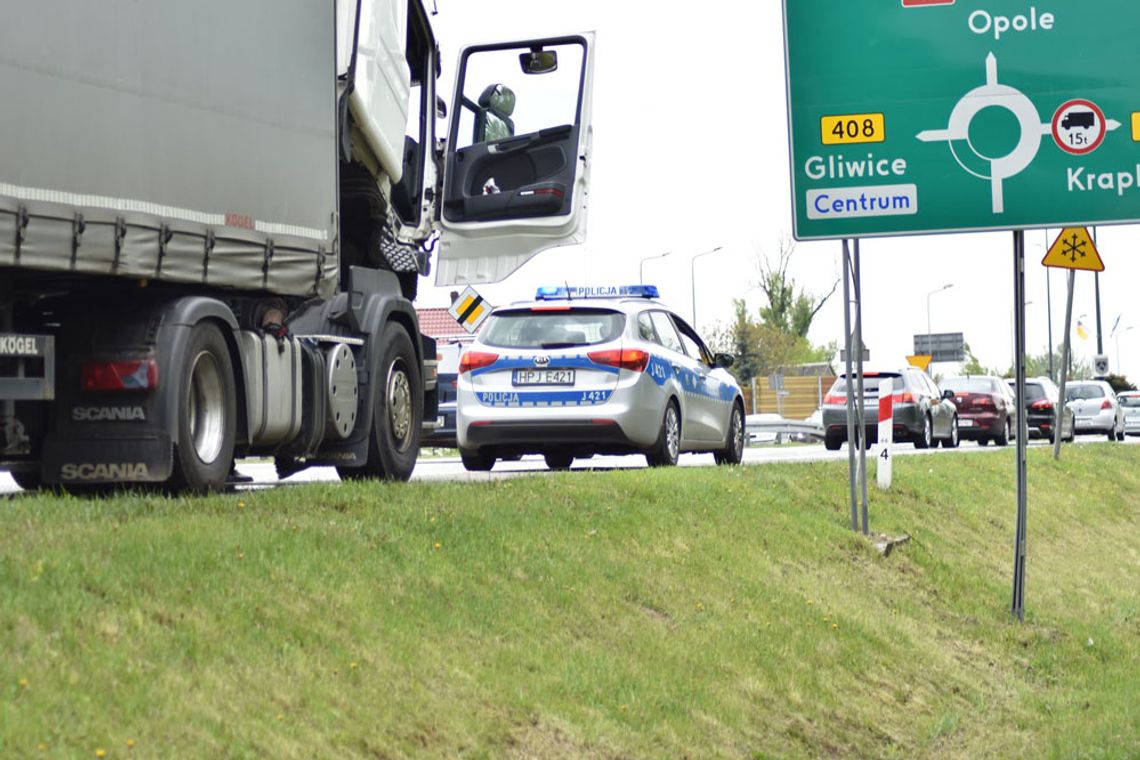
[745, 414, 824, 444]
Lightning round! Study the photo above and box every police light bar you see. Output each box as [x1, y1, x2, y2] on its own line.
[535, 284, 660, 300]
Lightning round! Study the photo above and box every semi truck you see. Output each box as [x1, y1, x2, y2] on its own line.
[0, 0, 595, 491]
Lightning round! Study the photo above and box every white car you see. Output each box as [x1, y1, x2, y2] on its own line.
[1119, 391, 1140, 437]
[456, 285, 745, 470]
[1064, 380, 1125, 441]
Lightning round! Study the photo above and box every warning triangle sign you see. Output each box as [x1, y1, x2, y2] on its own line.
[1042, 227, 1104, 272]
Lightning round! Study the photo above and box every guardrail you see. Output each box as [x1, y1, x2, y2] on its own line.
[745, 414, 825, 444]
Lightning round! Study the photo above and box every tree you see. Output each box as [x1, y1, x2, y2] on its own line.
[1104, 374, 1136, 393]
[708, 299, 836, 384]
[752, 236, 838, 339]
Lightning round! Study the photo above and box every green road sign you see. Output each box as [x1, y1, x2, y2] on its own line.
[782, 1, 1140, 240]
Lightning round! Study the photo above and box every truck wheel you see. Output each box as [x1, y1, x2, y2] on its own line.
[10, 470, 43, 492]
[714, 402, 745, 465]
[344, 322, 421, 482]
[645, 400, 681, 467]
[170, 322, 236, 493]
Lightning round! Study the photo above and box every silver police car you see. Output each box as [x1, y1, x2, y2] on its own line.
[456, 285, 745, 471]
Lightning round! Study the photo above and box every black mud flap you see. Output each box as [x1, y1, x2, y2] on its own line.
[43, 434, 173, 485]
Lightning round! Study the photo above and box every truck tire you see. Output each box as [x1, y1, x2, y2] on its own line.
[645, 400, 681, 467]
[170, 322, 236, 493]
[343, 322, 421, 482]
[714, 402, 745, 465]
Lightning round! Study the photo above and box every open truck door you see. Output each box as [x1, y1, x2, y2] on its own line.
[436, 33, 595, 286]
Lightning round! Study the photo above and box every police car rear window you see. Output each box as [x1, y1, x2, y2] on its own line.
[479, 308, 625, 349]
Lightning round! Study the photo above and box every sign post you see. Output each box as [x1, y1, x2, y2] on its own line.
[1043, 226, 1104, 459]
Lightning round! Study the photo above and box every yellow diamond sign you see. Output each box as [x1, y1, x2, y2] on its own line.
[1042, 227, 1104, 272]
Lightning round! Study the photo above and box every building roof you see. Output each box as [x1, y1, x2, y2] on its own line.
[417, 308, 477, 340]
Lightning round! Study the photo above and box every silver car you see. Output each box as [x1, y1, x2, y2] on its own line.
[1064, 380, 1125, 440]
[1119, 391, 1140, 437]
[456, 285, 745, 470]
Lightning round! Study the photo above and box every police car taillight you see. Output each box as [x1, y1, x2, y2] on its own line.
[81, 359, 159, 391]
[458, 351, 499, 374]
[587, 348, 649, 373]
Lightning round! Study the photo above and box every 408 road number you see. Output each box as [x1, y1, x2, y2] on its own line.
[820, 113, 885, 146]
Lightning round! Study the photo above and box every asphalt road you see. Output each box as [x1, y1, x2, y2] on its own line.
[3, 434, 1134, 495]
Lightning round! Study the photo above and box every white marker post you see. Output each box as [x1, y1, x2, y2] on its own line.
[876, 378, 893, 490]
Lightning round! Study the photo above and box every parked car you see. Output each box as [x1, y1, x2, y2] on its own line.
[1063, 380, 1125, 440]
[420, 340, 469, 449]
[943, 375, 1015, 445]
[456, 285, 745, 471]
[1004, 376, 1075, 443]
[1118, 390, 1140, 437]
[821, 368, 958, 450]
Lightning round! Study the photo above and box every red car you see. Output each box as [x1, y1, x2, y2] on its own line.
[941, 376, 1016, 446]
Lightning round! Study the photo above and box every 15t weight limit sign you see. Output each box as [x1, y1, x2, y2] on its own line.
[782, 0, 1140, 239]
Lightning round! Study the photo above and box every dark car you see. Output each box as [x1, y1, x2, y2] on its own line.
[421, 340, 467, 448]
[1005, 376, 1074, 443]
[943, 375, 1015, 445]
[821, 368, 959, 450]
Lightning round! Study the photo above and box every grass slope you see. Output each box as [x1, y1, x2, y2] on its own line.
[1, 445, 1139, 758]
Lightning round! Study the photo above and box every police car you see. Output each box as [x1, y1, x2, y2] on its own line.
[455, 285, 745, 471]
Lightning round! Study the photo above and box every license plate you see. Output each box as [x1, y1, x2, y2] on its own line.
[512, 369, 575, 386]
[959, 419, 974, 427]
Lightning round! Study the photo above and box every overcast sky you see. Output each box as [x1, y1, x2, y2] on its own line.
[420, 1, 1140, 382]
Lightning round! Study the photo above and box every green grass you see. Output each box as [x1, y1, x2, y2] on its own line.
[2, 444, 1139, 758]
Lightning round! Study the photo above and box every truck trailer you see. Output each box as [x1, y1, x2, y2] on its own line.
[0, 0, 595, 491]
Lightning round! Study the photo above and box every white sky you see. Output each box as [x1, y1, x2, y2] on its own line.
[420, 1, 1140, 381]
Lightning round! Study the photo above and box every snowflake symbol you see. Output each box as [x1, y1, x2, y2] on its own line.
[1061, 233, 1087, 264]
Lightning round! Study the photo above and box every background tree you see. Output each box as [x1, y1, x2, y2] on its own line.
[753, 236, 838, 339]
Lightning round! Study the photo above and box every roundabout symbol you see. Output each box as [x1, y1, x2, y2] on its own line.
[917, 53, 1050, 214]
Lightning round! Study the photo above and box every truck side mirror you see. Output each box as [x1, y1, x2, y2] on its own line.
[714, 352, 735, 369]
[520, 49, 558, 74]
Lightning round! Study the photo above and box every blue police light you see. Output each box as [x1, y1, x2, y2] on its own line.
[534, 284, 660, 300]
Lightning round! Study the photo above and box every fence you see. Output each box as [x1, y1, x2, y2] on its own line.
[742, 375, 836, 420]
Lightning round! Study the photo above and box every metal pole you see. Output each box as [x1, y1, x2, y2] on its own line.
[1093, 228, 1104, 356]
[854, 239, 869, 536]
[1011, 231, 1028, 623]
[1054, 270, 1075, 461]
[841, 239, 859, 533]
[1045, 230, 1055, 381]
[690, 246, 723, 329]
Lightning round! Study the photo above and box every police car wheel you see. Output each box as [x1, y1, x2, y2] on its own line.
[646, 401, 681, 467]
[714, 403, 745, 465]
[460, 450, 495, 472]
[544, 452, 574, 471]
[170, 322, 236, 493]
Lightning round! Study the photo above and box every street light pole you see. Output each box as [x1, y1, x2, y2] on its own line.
[690, 245, 724, 327]
[639, 251, 671, 284]
[926, 283, 954, 336]
[1116, 326, 1134, 374]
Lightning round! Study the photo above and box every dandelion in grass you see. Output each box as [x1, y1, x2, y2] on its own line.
[832, 623, 839, 630]
[96, 750, 106, 758]
[37, 744, 46, 751]
[350, 661, 359, 670]
[696, 602, 705, 612]
[18, 678, 28, 688]
[238, 500, 246, 509]
[127, 738, 135, 748]
[433, 542, 442, 551]
[277, 713, 285, 721]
